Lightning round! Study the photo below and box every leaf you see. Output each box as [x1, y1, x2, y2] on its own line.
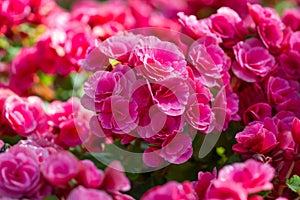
[43, 195, 59, 200]
[286, 175, 300, 195]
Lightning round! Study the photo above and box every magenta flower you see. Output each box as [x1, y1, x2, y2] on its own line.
[267, 76, 300, 106]
[0, 146, 41, 198]
[67, 186, 112, 200]
[129, 36, 188, 82]
[243, 103, 272, 125]
[280, 32, 300, 79]
[3, 95, 46, 137]
[233, 121, 278, 154]
[77, 160, 104, 188]
[41, 151, 80, 188]
[9, 47, 39, 95]
[248, 3, 287, 51]
[177, 12, 220, 41]
[101, 161, 131, 192]
[207, 7, 246, 47]
[282, 9, 300, 31]
[292, 117, 300, 144]
[206, 181, 248, 200]
[193, 170, 216, 199]
[217, 159, 275, 194]
[141, 181, 197, 200]
[232, 38, 276, 82]
[58, 118, 89, 147]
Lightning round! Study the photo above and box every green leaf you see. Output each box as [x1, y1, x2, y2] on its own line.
[286, 175, 300, 195]
[43, 195, 59, 200]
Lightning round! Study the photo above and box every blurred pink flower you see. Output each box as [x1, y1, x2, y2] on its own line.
[193, 170, 216, 199]
[141, 181, 197, 200]
[292, 117, 300, 144]
[67, 186, 112, 200]
[9, 47, 39, 95]
[282, 9, 300, 31]
[41, 151, 80, 188]
[217, 159, 274, 194]
[3, 95, 46, 137]
[267, 76, 300, 106]
[101, 161, 131, 192]
[77, 160, 104, 188]
[207, 7, 247, 47]
[0, 146, 41, 198]
[206, 181, 248, 200]
[160, 133, 193, 164]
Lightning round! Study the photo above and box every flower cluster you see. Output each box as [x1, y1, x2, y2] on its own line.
[81, 31, 237, 166]
[141, 159, 277, 200]
[0, 142, 133, 199]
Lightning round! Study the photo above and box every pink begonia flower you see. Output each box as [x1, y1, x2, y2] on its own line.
[0, 146, 41, 198]
[67, 186, 112, 200]
[141, 181, 197, 200]
[36, 22, 92, 76]
[184, 79, 213, 133]
[233, 121, 278, 154]
[58, 118, 89, 147]
[177, 12, 220, 41]
[16, 138, 58, 163]
[282, 9, 300, 31]
[188, 36, 230, 87]
[77, 160, 104, 188]
[207, 7, 247, 47]
[151, 77, 190, 116]
[83, 64, 135, 112]
[41, 151, 80, 188]
[142, 115, 182, 144]
[71, 0, 135, 40]
[98, 96, 138, 134]
[280, 31, 300, 79]
[142, 146, 164, 167]
[264, 111, 295, 150]
[236, 83, 266, 118]
[243, 103, 272, 125]
[9, 47, 39, 95]
[160, 133, 193, 164]
[206, 181, 248, 200]
[0, 0, 31, 23]
[267, 76, 300, 106]
[292, 117, 300, 144]
[248, 3, 289, 52]
[217, 159, 274, 194]
[193, 169, 216, 199]
[129, 36, 188, 82]
[102, 161, 131, 192]
[81, 34, 141, 72]
[247, 3, 281, 24]
[232, 38, 275, 82]
[3, 95, 46, 137]
[0, 88, 15, 123]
